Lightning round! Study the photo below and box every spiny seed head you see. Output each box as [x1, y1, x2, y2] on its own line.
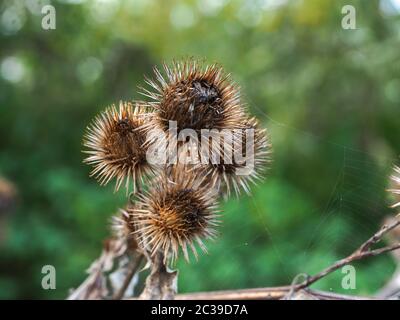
[141, 59, 245, 133]
[111, 207, 139, 251]
[206, 116, 272, 197]
[129, 166, 219, 263]
[111, 208, 135, 240]
[388, 165, 400, 209]
[83, 101, 154, 192]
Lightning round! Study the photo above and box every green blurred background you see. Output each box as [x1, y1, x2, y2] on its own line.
[1, 0, 400, 299]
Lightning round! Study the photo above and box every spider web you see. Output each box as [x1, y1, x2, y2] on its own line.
[177, 100, 398, 294]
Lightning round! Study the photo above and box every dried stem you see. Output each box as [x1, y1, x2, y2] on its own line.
[295, 215, 400, 291]
[113, 254, 144, 300]
[139, 251, 177, 300]
[169, 215, 400, 300]
[175, 287, 374, 300]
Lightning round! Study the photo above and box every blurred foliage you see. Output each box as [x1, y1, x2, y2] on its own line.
[1, 0, 400, 299]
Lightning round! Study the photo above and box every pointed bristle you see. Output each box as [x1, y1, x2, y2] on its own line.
[83, 101, 155, 192]
[205, 116, 272, 197]
[389, 165, 400, 209]
[141, 59, 245, 135]
[129, 165, 219, 263]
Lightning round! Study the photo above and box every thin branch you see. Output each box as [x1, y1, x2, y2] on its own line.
[358, 215, 400, 253]
[175, 286, 374, 300]
[296, 215, 400, 291]
[176, 215, 400, 300]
